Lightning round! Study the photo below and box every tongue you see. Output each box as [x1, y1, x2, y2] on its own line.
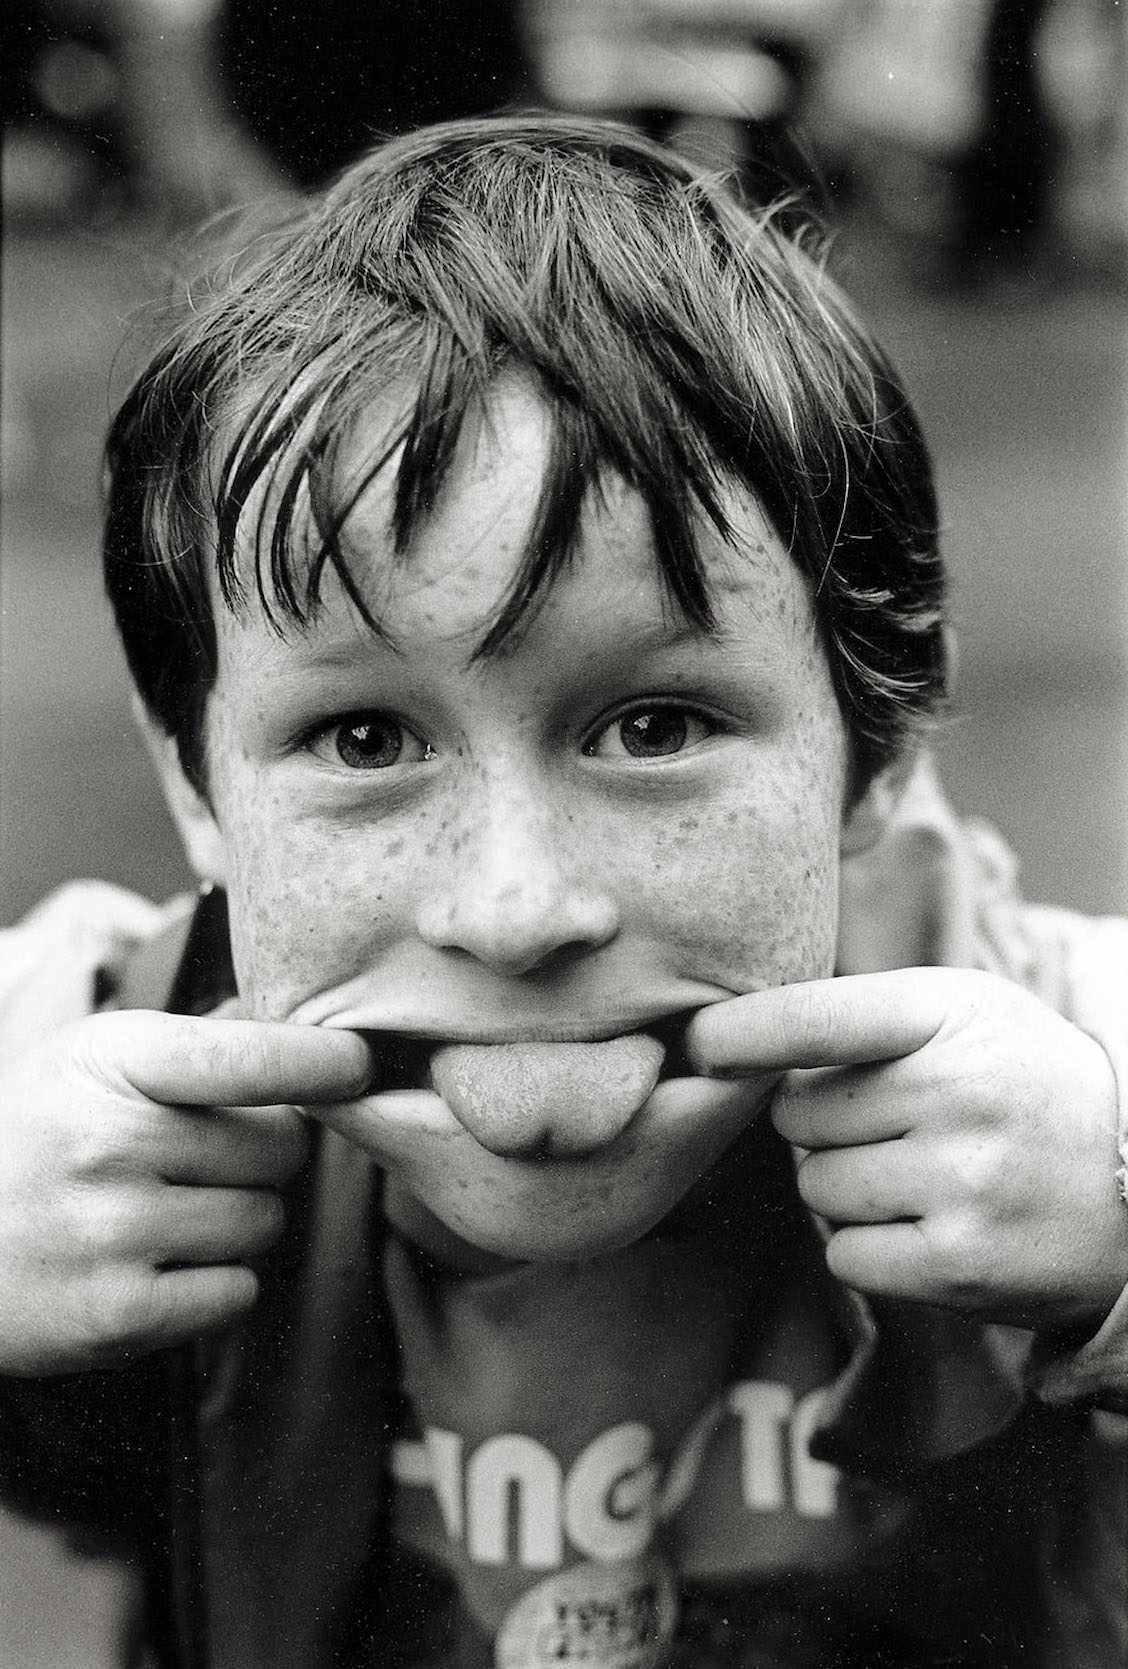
[429, 1034, 665, 1157]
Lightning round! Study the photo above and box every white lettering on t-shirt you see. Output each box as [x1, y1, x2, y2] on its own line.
[728, 1381, 795, 1511]
[425, 1428, 464, 1540]
[466, 1435, 563, 1568]
[790, 1388, 838, 1518]
[658, 1396, 726, 1521]
[564, 1422, 661, 1561]
[390, 1376, 841, 1572]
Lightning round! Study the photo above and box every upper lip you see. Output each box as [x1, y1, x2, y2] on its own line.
[291, 967, 735, 1037]
[355, 1009, 691, 1046]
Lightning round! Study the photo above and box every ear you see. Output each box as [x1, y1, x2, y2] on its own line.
[132, 695, 229, 887]
[839, 750, 918, 857]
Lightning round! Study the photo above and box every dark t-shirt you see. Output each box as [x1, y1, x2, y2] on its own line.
[373, 1135, 1073, 1669]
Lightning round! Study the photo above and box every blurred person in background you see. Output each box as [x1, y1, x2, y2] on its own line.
[5, 0, 531, 217]
[7, 0, 1121, 275]
[815, 0, 1127, 286]
[955, 0, 1059, 282]
[4, 0, 282, 219]
[524, 0, 845, 196]
[219, 0, 530, 184]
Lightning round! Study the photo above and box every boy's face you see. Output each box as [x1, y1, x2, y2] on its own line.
[178, 382, 862, 1259]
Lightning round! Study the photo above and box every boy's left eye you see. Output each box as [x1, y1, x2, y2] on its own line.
[309, 712, 435, 770]
[584, 706, 718, 761]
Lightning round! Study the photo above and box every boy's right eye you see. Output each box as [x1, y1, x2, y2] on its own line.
[308, 712, 435, 770]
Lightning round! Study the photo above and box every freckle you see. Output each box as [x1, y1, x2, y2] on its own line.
[384, 838, 404, 857]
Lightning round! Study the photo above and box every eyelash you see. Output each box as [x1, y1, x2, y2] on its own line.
[304, 699, 723, 772]
[582, 701, 721, 761]
[305, 712, 433, 771]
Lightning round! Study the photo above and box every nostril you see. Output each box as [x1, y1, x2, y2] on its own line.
[519, 936, 608, 978]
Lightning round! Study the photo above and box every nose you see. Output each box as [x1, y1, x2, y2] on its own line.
[415, 784, 620, 977]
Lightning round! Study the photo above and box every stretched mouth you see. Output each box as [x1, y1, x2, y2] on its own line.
[361, 1010, 696, 1095]
[358, 1011, 698, 1159]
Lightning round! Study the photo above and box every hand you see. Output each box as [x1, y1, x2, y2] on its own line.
[0, 1010, 370, 1375]
[686, 968, 1128, 1333]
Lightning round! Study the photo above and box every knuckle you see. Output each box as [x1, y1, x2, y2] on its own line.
[783, 985, 831, 1059]
[64, 1184, 130, 1260]
[62, 1123, 119, 1182]
[66, 1109, 149, 1182]
[70, 1005, 141, 1057]
[95, 1270, 166, 1353]
[948, 1136, 1008, 1207]
[68, 1008, 164, 1093]
[923, 1215, 994, 1308]
[242, 1029, 291, 1090]
[929, 966, 1003, 1038]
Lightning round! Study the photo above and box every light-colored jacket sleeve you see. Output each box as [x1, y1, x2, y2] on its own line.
[0, 880, 188, 1062]
[839, 755, 1128, 1411]
[0, 881, 189, 1668]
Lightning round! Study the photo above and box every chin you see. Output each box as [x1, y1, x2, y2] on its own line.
[385, 1070, 767, 1265]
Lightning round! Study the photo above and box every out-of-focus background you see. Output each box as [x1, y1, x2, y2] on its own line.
[3, 0, 1126, 940]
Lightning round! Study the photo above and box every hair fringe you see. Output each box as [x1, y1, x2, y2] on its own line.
[103, 114, 946, 792]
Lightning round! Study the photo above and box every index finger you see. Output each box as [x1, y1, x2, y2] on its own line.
[84, 1011, 374, 1108]
[685, 970, 953, 1077]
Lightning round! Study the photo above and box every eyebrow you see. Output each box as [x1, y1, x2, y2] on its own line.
[254, 620, 399, 677]
[619, 616, 728, 655]
[273, 599, 729, 671]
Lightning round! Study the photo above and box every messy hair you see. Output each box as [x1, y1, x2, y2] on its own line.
[104, 113, 945, 794]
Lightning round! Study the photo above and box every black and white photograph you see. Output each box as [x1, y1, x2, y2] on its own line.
[2, 3, 1127, 1665]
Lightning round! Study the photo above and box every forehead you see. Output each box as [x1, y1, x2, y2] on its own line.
[220, 380, 821, 677]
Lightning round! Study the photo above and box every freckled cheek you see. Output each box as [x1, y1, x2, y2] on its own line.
[217, 793, 420, 1019]
[607, 756, 845, 991]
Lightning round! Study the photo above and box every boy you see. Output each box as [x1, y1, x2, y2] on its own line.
[1, 115, 1126, 1668]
